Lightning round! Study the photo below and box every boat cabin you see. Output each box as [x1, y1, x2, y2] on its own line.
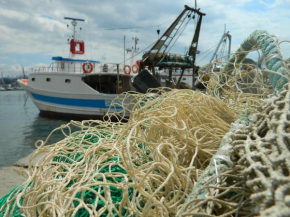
[82, 73, 133, 94]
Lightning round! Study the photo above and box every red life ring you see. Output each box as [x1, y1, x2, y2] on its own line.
[132, 64, 139, 74]
[123, 65, 131, 74]
[82, 62, 93, 73]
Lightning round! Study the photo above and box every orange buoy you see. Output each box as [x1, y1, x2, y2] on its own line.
[132, 64, 139, 74]
[123, 65, 131, 74]
[82, 62, 93, 73]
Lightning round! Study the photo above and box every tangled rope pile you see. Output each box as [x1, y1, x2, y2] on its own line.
[0, 30, 290, 217]
[232, 83, 290, 216]
[0, 89, 236, 217]
[180, 84, 290, 217]
[178, 30, 290, 216]
[199, 55, 273, 110]
[198, 30, 289, 110]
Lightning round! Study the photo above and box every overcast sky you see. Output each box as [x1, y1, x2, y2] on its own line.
[1, 0, 290, 76]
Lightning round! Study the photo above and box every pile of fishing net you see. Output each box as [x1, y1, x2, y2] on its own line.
[0, 88, 236, 216]
[1, 30, 290, 217]
[178, 30, 290, 216]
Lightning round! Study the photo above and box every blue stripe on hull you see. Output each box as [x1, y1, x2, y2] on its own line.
[31, 93, 115, 108]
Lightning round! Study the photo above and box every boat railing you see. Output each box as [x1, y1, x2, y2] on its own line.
[30, 62, 126, 74]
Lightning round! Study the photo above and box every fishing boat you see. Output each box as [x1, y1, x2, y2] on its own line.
[18, 17, 134, 118]
[18, 6, 207, 117]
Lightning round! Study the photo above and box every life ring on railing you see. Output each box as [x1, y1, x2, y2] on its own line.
[82, 62, 93, 74]
[123, 65, 131, 74]
[132, 64, 139, 74]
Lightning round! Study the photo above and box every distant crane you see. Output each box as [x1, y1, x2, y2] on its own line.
[1, 71, 5, 85]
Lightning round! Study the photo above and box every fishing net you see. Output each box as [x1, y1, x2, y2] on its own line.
[179, 84, 290, 217]
[0, 88, 236, 217]
[231, 83, 290, 216]
[1, 30, 290, 217]
[178, 30, 290, 216]
[198, 55, 273, 110]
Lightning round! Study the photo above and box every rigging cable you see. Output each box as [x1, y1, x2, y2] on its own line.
[166, 11, 194, 54]
[196, 44, 219, 64]
[118, 40, 158, 65]
[157, 11, 195, 65]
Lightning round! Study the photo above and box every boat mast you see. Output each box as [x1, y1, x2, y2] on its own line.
[209, 28, 232, 65]
[126, 37, 139, 67]
[188, 10, 204, 89]
[64, 17, 85, 58]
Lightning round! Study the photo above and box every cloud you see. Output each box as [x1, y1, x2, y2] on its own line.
[195, 0, 290, 64]
[0, 0, 290, 76]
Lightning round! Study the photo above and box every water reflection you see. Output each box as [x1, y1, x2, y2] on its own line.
[0, 91, 75, 167]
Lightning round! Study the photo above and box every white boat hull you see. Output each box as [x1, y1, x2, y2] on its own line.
[18, 74, 131, 118]
[29, 92, 122, 117]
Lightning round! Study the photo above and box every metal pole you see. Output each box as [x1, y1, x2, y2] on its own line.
[169, 66, 173, 87]
[227, 33, 232, 61]
[72, 20, 77, 39]
[176, 68, 186, 88]
[208, 32, 227, 65]
[189, 14, 204, 89]
[124, 35, 126, 65]
[117, 64, 120, 94]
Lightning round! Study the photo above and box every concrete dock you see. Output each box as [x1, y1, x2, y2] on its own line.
[0, 166, 27, 198]
[0, 152, 47, 198]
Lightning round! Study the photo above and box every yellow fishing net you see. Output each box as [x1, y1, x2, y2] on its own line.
[0, 89, 236, 217]
[198, 55, 272, 110]
[178, 30, 290, 217]
[1, 30, 290, 217]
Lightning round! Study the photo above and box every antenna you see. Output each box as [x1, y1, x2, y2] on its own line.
[64, 17, 85, 22]
[64, 17, 85, 39]
[132, 37, 139, 52]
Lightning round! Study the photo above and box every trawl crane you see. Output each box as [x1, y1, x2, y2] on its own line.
[134, 5, 205, 92]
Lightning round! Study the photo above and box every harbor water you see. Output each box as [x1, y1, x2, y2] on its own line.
[0, 90, 75, 167]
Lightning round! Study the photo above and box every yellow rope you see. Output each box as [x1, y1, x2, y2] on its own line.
[0, 89, 236, 217]
[3, 32, 289, 216]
